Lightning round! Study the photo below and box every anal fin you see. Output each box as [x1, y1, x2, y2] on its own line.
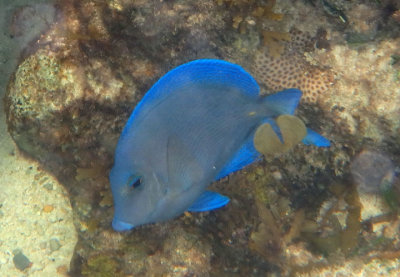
[215, 136, 261, 180]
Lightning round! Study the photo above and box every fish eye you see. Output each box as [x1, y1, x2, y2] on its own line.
[127, 175, 142, 189]
[132, 178, 142, 188]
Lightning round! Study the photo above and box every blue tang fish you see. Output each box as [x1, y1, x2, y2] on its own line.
[109, 59, 329, 231]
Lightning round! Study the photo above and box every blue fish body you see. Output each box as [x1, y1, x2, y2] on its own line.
[110, 59, 328, 231]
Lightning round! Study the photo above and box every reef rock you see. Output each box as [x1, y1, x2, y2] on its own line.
[4, 0, 258, 275]
[4, 0, 400, 276]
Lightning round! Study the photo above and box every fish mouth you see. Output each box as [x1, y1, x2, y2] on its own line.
[112, 218, 135, 231]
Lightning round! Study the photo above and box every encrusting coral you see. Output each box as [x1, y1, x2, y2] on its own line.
[253, 28, 335, 103]
[217, 0, 284, 34]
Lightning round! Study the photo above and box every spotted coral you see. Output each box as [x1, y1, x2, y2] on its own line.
[253, 29, 335, 103]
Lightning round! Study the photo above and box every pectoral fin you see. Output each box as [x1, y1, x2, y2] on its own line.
[188, 190, 230, 212]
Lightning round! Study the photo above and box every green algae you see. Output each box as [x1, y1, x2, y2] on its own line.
[248, 166, 276, 206]
[277, 115, 307, 149]
[304, 182, 362, 257]
[248, 166, 308, 264]
[321, 0, 348, 23]
[380, 179, 400, 213]
[254, 180, 271, 205]
[345, 32, 376, 45]
[248, 167, 281, 260]
[254, 115, 307, 156]
[390, 54, 400, 66]
[82, 255, 122, 277]
[249, 198, 282, 263]
[262, 30, 291, 57]
[217, 0, 285, 40]
[341, 184, 362, 256]
[254, 123, 284, 154]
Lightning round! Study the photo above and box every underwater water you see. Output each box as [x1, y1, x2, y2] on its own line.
[0, 0, 399, 276]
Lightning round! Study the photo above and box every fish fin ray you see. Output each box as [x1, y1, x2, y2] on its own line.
[188, 190, 230, 212]
[262, 88, 302, 116]
[215, 136, 261, 180]
[121, 60, 259, 137]
[302, 128, 331, 147]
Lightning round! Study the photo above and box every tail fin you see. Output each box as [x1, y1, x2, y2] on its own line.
[302, 128, 331, 147]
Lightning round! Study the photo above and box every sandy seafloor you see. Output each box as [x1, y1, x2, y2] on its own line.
[0, 0, 77, 276]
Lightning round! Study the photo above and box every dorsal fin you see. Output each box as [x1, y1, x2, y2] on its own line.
[121, 60, 260, 137]
[167, 135, 204, 192]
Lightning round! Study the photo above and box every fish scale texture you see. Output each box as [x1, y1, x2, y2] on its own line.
[122, 59, 260, 137]
[111, 60, 305, 229]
